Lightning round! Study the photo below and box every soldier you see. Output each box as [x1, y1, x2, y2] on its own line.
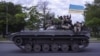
[74, 21, 82, 33]
[61, 15, 72, 30]
[46, 16, 55, 30]
[81, 22, 87, 30]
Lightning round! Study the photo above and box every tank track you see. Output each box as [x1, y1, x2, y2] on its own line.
[13, 36, 89, 52]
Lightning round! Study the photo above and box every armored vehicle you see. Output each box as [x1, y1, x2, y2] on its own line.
[8, 25, 90, 52]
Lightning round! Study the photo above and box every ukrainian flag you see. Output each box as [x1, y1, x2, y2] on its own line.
[69, 4, 84, 14]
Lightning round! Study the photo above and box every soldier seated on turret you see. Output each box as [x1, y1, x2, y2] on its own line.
[81, 22, 87, 30]
[74, 21, 82, 33]
[61, 15, 72, 30]
[46, 17, 56, 30]
[46, 20, 52, 29]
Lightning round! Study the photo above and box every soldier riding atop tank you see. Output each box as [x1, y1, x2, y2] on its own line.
[61, 15, 72, 30]
[74, 21, 82, 33]
[46, 17, 55, 30]
[81, 22, 88, 31]
[73, 21, 87, 34]
[54, 16, 63, 29]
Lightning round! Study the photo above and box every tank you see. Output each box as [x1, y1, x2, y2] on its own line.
[7, 25, 90, 52]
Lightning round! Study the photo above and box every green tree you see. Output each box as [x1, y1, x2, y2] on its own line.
[26, 6, 41, 30]
[85, 0, 100, 37]
[0, 1, 26, 37]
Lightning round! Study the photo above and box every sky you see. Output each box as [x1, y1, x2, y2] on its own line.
[0, 0, 94, 15]
[0, 0, 94, 23]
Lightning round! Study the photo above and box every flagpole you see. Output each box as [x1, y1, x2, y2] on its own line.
[67, 0, 71, 14]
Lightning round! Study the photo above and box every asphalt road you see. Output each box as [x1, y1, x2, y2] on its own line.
[0, 43, 100, 56]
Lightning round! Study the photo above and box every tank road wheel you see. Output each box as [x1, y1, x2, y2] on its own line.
[42, 44, 50, 52]
[13, 37, 23, 45]
[24, 44, 32, 52]
[79, 40, 89, 50]
[71, 44, 80, 52]
[51, 44, 59, 52]
[82, 40, 89, 48]
[61, 44, 69, 52]
[33, 44, 41, 52]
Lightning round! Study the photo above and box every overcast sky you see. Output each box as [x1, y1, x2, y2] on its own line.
[1, 0, 94, 15]
[0, 0, 94, 23]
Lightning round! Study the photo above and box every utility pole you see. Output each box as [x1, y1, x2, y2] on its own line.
[6, 1, 8, 34]
[2, 0, 8, 34]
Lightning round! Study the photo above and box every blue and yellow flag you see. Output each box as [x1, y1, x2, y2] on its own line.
[69, 4, 84, 14]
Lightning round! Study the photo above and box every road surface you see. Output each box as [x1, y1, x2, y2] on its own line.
[0, 43, 100, 56]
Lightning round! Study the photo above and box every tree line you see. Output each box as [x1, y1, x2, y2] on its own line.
[85, 0, 100, 37]
[0, 1, 55, 37]
[0, 0, 100, 38]
[0, 1, 26, 37]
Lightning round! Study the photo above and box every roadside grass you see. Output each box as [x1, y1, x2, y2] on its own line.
[97, 38, 100, 40]
[0, 35, 8, 41]
[91, 36, 100, 40]
[89, 37, 100, 42]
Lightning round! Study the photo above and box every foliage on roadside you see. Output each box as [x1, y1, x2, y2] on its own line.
[0, 2, 26, 35]
[85, 0, 100, 37]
